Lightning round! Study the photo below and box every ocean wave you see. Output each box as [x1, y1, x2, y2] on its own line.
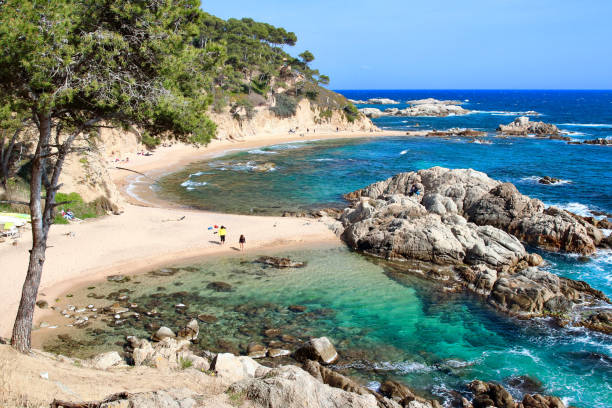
[558, 123, 612, 128]
[544, 202, 601, 218]
[471, 110, 541, 116]
[313, 158, 336, 162]
[335, 360, 431, 374]
[400, 150, 408, 155]
[247, 149, 278, 155]
[181, 180, 208, 188]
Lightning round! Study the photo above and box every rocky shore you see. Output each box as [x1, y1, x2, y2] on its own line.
[339, 167, 611, 329]
[360, 99, 470, 118]
[4, 328, 573, 408]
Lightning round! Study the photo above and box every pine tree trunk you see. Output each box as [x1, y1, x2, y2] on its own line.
[11, 113, 51, 353]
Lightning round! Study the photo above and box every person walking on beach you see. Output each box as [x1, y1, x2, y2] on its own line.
[219, 225, 226, 245]
[239, 234, 246, 251]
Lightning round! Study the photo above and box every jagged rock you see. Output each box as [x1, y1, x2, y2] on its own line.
[497, 117, 559, 136]
[177, 319, 199, 341]
[256, 256, 307, 268]
[153, 326, 176, 341]
[521, 393, 565, 408]
[206, 281, 233, 292]
[361, 108, 386, 118]
[128, 336, 207, 371]
[293, 337, 339, 365]
[538, 176, 562, 185]
[340, 167, 609, 320]
[579, 310, 612, 334]
[101, 389, 197, 408]
[468, 380, 515, 408]
[88, 351, 124, 370]
[228, 365, 379, 408]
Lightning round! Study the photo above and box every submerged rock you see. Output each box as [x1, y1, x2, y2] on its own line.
[206, 281, 233, 292]
[255, 256, 307, 268]
[538, 176, 562, 185]
[467, 380, 565, 408]
[107, 274, 130, 283]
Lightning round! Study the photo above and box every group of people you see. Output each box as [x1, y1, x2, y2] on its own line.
[216, 225, 246, 251]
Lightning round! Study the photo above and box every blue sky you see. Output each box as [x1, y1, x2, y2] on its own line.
[203, 1, 612, 89]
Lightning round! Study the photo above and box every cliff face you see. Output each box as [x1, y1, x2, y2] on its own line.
[210, 98, 376, 141]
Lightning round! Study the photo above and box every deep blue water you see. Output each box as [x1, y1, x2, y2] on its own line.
[151, 91, 612, 407]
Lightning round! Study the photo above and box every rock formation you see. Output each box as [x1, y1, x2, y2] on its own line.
[497, 117, 559, 136]
[360, 99, 470, 118]
[339, 167, 610, 322]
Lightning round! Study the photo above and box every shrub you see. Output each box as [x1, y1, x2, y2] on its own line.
[343, 104, 360, 123]
[231, 97, 255, 121]
[140, 132, 161, 150]
[305, 89, 319, 101]
[270, 93, 297, 118]
[179, 357, 193, 370]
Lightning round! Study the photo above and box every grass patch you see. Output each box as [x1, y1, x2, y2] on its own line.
[179, 357, 193, 370]
[53, 192, 106, 224]
[226, 390, 246, 407]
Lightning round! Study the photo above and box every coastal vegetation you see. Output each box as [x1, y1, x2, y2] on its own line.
[0, 0, 359, 353]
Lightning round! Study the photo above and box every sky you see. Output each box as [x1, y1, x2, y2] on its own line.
[202, 1, 612, 90]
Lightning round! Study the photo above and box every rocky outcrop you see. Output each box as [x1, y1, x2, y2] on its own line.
[339, 167, 610, 320]
[349, 98, 401, 105]
[360, 102, 470, 118]
[228, 365, 380, 408]
[568, 137, 612, 146]
[497, 117, 559, 136]
[538, 176, 562, 185]
[127, 336, 210, 371]
[426, 129, 486, 138]
[467, 380, 565, 408]
[344, 167, 604, 254]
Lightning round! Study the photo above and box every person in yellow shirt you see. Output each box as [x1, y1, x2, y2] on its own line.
[219, 226, 226, 244]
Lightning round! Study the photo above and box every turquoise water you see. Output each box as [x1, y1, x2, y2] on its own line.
[47, 246, 611, 407]
[150, 91, 611, 406]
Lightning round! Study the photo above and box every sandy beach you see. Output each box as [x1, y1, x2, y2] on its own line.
[0, 129, 404, 338]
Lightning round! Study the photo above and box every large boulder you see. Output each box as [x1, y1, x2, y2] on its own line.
[293, 337, 339, 365]
[87, 351, 125, 370]
[128, 336, 208, 371]
[211, 353, 270, 381]
[227, 365, 379, 408]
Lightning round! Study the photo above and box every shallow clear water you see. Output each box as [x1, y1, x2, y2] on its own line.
[44, 246, 611, 407]
[96, 91, 612, 406]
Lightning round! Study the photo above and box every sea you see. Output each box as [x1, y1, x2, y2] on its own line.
[48, 91, 612, 407]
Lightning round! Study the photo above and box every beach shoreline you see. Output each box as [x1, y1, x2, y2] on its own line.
[1, 129, 403, 338]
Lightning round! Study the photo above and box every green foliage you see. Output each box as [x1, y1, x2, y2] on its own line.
[226, 390, 246, 407]
[179, 357, 193, 370]
[270, 94, 298, 118]
[305, 90, 319, 101]
[299, 50, 315, 64]
[53, 192, 105, 224]
[0, 0, 220, 145]
[319, 109, 333, 122]
[343, 104, 361, 123]
[141, 132, 161, 150]
[231, 97, 255, 121]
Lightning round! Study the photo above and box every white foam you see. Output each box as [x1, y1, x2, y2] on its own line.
[558, 123, 612, 128]
[519, 176, 571, 185]
[400, 150, 408, 155]
[314, 158, 335, 162]
[545, 202, 599, 218]
[247, 149, 277, 155]
[181, 180, 208, 188]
